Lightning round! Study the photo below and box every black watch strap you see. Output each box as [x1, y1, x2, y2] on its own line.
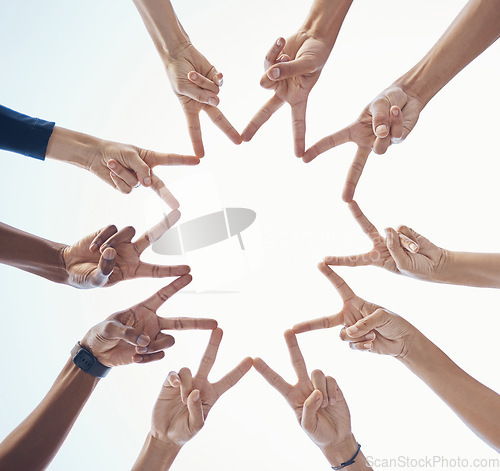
[71, 343, 111, 378]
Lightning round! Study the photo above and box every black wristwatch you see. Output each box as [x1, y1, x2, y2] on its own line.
[71, 343, 111, 378]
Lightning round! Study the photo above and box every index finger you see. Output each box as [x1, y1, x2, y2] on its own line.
[253, 357, 291, 398]
[205, 106, 242, 145]
[342, 145, 371, 203]
[160, 317, 218, 331]
[185, 110, 204, 157]
[150, 174, 180, 210]
[196, 328, 223, 380]
[292, 313, 344, 334]
[284, 329, 309, 382]
[291, 100, 307, 157]
[241, 95, 284, 142]
[317, 263, 355, 302]
[302, 126, 351, 163]
[213, 357, 253, 397]
[347, 200, 382, 243]
[134, 209, 181, 254]
[141, 274, 192, 311]
[147, 152, 200, 168]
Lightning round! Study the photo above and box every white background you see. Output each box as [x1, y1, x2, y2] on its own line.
[0, 0, 499, 469]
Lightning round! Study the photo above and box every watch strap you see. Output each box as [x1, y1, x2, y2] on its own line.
[71, 343, 111, 378]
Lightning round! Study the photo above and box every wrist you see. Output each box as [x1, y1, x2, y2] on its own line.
[393, 63, 436, 108]
[321, 434, 358, 466]
[430, 249, 454, 283]
[397, 329, 429, 367]
[45, 126, 100, 170]
[132, 433, 182, 471]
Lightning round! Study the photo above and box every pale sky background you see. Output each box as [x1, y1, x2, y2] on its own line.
[0, 0, 499, 469]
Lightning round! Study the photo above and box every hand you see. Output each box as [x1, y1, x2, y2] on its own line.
[242, 33, 333, 157]
[80, 274, 218, 367]
[163, 43, 242, 157]
[253, 330, 359, 464]
[294, 262, 381, 333]
[47, 127, 199, 209]
[62, 210, 188, 289]
[303, 85, 425, 201]
[149, 328, 252, 446]
[324, 201, 447, 281]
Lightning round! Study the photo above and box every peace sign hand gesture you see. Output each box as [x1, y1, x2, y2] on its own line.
[149, 328, 252, 446]
[80, 274, 217, 367]
[62, 210, 188, 289]
[254, 330, 368, 468]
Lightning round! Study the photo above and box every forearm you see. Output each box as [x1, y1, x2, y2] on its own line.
[133, 0, 190, 59]
[0, 359, 99, 471]
[434, 251, 500, 288]
[301, 0, 354, 47]
[395, 0, 500, 105]
[131, 434, 182, 471]
[400, 332, 500, 450]
[321, 434, 373, 470]
[0, 222, 68, 284]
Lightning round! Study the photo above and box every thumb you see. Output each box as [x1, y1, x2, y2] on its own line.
[266, 56, 318, 81]
[301, 389, 322, 433]
[345, 308, 390, 338]
[90, 247, 116, 287]
[187, 389, 205, 434]
[385, 227, 410, 271]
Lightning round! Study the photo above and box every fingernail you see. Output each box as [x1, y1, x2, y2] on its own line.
[192, 390, 200, 401]
[217, 77, 224, 87]
[136, 346, 148, 354]
[321, 399, 327, 407]
[208, 97, 217, 107]
[134, 355, 143, 363]
[89, 243, 98, 252]
[364, 343, 372, 349]
[366, 332, 376, 340]
[189, 72, 197, 81]
[107, 161, 116, 169]
[137, 334, 150, 346]
[277, 38, 283, 47]
[410, 243, 418, 253]
[144, 176, 152, 186]
[392, 108, 399, 116]
[269, 68, 280, 79]
[375, 124, 387, 136]
[329, 398, 336, 405]
[103, 248, 115, 260]
[346, 325, 358, 335]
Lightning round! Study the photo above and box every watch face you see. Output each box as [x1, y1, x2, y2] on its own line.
[73, 350, 96, 372]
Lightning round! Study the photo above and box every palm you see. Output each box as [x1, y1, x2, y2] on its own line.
[340, 297, 379, 327]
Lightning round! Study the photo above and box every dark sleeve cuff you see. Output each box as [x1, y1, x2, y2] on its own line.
[0, 105, 56, 160]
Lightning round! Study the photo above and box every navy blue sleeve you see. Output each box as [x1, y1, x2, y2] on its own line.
[0, 105, 55, 161]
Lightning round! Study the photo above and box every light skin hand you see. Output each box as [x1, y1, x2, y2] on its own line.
[80, 274, 218, 367]
[46, 126, 199, 209]
[242, 34, 333, 157]
[323, 201, 447, 281]
[150, 328, 252, 446]
[303, 86, 424, 201]
[62, 210, 187, 289]
[163, 44, 242, 158]
[253, 331, 369, 468]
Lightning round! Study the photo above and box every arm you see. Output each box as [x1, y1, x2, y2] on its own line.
[242, 0, 354, 156]
[132, 0, 241, 157]
[0, 104, 55, 160]
[132, 329, 252, 470]
[343, 310, 500, 451]
[396, 0, 500, 106]
[0, 360, 98, 471]
[303, 0, 500, 201]
[0, 211, 190, 289]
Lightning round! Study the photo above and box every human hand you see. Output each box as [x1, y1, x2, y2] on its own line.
[294, 262, 381, 334]
[242, 33, 334, 156]
[46, 127, 199, 209]
[324, 201, 447, 281]
[163, 43, 242, 157]
[149, 328, 252, 446]
[254, 330, 359, 465]
[62, 210, 188, 289]
[80, 274, 217, 367]
[303, 85, 425, 201]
